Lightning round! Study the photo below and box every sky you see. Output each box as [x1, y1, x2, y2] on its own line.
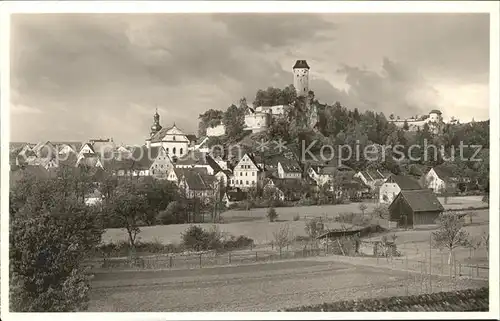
[10, 13, 490, 144]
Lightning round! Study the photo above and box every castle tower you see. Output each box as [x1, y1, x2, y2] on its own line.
[293, 60, 310, 97]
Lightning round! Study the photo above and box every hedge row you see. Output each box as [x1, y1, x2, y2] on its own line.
[282, 287, 489, 312]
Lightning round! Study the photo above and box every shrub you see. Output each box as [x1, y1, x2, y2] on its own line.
[181, 225, 253, 252]
[293, 214, 300, 221]
[223, 235, 254, 250]
[267, 207, 278, 222]
[294, 235, 311, 242]
[181, 225, 212, 251]
[282, 287, 489, 311]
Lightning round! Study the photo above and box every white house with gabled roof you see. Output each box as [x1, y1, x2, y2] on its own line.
[230, 153, 264, 189]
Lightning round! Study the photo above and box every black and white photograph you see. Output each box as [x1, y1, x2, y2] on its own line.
[1, 1, 498, 318]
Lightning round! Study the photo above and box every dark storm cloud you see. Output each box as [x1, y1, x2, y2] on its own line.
[9, 13, 490, 143]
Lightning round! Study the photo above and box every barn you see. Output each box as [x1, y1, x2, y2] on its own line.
[388, 189, 444, 228]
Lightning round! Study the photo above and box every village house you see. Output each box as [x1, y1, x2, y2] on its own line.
[354, 170, 389, 192]
[277, 158, 302, 179]
[424, 165, 459, 194]
[230, 153, 265, 190]
[222, 189, 248, 207]
[178, 170, 218, 201]
[167, 167, 210, 185]
[191, 136, 210, 153]
[306, 162, 353, 188]
[175, 151, 221, 175]
[379, 174, 422, 204]
[388, 189, 444, 229]
[148, 146, 174, 179]
[76, 153, 104, 169]
[263, 178, 304, 201]
[84, 188, 104, 207]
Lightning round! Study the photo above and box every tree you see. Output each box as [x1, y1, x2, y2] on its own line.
[267, 207, 278, 222]
[10, 175, 103, 312]
[181, 225, 211, 252]
[432, 213, 471, 264]
[223, 103, 246, 142]
[137, 178, 178, 225]
[304, 217, 325, 240]
[358, 203, 368, 215]
[372, 204, 389, 220]
[481, 230, 489, 260]
[157, 200, 187, 225]
[389, 114, 395, 120]
[403, 120, 409, 131]
[273, 224, 293, 254]
[105, 181, 148, 249]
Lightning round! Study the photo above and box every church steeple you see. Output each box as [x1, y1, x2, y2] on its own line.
[150, 107, 162, 137]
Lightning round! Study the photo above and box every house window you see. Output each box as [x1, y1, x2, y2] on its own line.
[240, 172, 243, 176]
[246, 181, 249, 185]
[245, 172, 247, 176]
[240, 180, 243, 184]
[252, 172, 255, 176]
[173, 136, 176, 141]
[173, 147, 176, 154]
[180, 148, 183, 155]
[166, 148, 169, 153]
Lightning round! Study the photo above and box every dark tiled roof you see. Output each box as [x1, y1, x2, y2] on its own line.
[182, 171, 215, 191]
[432, 165, 457, 181]
[130, 146, 162, 170]
[175, 150, 208, 166]
[205, 154, 223, 174]
[150, 124, 186, 143]
[174, 167, 209, 179]
[186, 134, 197, 143]
[397, 189, 444, 213]
[386, 174, 421, 190]
[293, 60, 310, 69]
[429, 109, 442, 115]
[268, 178, 304, 193]
[278, 159, 302, 173]
[225, 190, 247, 202]
[361, 170, 386, 182]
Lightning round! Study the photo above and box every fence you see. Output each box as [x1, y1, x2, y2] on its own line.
[87, 246, 326, 271]
[86, 243, 488, 283]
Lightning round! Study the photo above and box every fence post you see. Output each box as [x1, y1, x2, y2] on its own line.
[405, 256, 409, 296]
[459, 263, 462, 276]
[255, 251, 258, 262]
[476, 265, 479, 278]
[229, 252, 231, 264]
[169, 255, 173, 269]
[199, 253, 202, 268]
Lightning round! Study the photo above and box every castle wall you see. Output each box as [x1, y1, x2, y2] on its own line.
[206, 124, 226, 137]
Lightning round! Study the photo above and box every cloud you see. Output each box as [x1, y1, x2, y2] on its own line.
[10, 103, 42, 115]
[9, 13, 490, 143]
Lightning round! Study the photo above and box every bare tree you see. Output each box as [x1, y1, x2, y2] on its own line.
[481, 230, 489, 260]
[273, 224, 294, 255]
[432, 213, 471, 264]
[358, 203, 368, 216]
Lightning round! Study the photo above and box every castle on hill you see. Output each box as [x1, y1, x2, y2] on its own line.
[244, 59, 316, 133]
[388, 109, 448, 134]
